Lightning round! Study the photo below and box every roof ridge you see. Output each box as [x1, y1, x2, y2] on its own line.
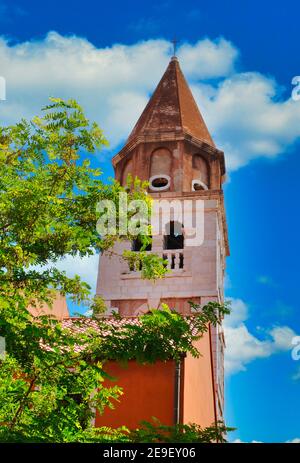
[174, 58, 183, 131]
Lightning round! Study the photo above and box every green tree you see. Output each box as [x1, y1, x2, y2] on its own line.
[0, 99, 231, 442]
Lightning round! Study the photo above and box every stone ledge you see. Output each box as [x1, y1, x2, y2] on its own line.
[120, 270, 192, 279]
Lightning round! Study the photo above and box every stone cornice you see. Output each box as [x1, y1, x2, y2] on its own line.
[112, 130, 226, 175]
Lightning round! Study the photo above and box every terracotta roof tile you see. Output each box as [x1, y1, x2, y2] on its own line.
[41, 316, 200, 354]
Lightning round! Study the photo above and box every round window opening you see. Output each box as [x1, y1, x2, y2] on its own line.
[193, 182, 205, 191]
[192, 179, 208, 192]
[149, 175, 170, 191]
[152, 177, 168, 188]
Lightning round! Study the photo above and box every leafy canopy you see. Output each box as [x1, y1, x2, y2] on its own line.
[0, 98, 231, 442]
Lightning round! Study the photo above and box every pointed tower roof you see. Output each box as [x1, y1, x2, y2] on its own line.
[127, 56, 214, 147]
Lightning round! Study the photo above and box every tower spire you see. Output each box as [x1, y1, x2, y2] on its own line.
[127, 57, 215, 147]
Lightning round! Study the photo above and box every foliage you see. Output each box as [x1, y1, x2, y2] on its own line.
[51, 420, 233, 443]
[0, 420, 234, 443]
[0, 315, 122, 442]
[0, 303, 229, 441]
[0, 98, 231, 443]
[0, 97, 166, 310]
[123, 250, 168, 279]
[91, 303, 230, 363]
[129, 419, 234, 443]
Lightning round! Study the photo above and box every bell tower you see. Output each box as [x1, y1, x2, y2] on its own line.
[96, 56, 229, 421]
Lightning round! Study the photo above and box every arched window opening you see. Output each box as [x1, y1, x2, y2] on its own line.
[192, 154, 209, 189]
[192, 179, 208, 191]
[149, 148, 172, 191]
[163, 221, 184, 250]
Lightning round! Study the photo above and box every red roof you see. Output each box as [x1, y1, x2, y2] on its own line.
[39, 316, 200, 354]
[40, 315, 201, 355]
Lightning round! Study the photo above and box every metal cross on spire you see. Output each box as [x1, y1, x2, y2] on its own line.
[171, 38, 178, 57]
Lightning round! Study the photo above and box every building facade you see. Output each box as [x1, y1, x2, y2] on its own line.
[96, 56, 229, 427]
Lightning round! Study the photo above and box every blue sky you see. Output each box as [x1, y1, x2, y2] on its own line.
[0, 0, 299, 443]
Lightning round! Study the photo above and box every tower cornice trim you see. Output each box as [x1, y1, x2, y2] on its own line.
[112, 131, 225, 174]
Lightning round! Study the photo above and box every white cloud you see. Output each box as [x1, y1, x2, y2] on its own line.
[232, 437, 300, 443]
[224, 273, 232, 290]
[1, 32, 299, 170]
[224, 323, 272, 374]
[0, 33, 171, 147]
[192, 72, 300, 169]
[34, 253, 99, 294]
[55, 254, 99, 294]
[224, 297, 248, 327]
[269, 326, 296, 351]
[231, 438, 262, 443]
[178, 37, 238, 79]
[224, 298, 298, 375]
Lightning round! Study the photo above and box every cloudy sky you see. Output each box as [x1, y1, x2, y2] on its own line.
[0, 0, 299, 443]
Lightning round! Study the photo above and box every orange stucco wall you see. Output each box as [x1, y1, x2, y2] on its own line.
[182, 329, 216, 427]
[27, 292, 69, 319]
[95, 360, 176, 429]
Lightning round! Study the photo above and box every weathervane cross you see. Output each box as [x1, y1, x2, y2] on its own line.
[171, 38, 178, 57]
